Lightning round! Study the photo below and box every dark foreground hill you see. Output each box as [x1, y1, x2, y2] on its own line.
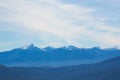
[0, 44, 120, 67]
[0, 56, 120, 80]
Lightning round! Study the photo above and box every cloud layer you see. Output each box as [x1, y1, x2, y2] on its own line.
[0, 0, 120, 50]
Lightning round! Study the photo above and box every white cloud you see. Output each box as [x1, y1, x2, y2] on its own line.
[0, 0, 120, 48]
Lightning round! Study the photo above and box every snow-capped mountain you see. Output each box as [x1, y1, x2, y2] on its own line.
[20, 44, 35, 49]
[0, 44, 120, 67]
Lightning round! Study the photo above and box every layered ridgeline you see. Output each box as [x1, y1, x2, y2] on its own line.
[0, 44, 120, 67]
[0, 56, 120, 80]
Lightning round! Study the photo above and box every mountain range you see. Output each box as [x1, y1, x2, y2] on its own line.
[0, 56, 120, 80]
[0, 44, 120, 67]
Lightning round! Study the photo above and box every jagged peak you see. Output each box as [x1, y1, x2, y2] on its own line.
[67, 45, 79, 50]
[42, 46, 55, 51]
[20, 44, 35, 49]
[59, 45, 79, 50]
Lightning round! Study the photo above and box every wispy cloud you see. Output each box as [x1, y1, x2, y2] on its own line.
[0, 0, 120, 51]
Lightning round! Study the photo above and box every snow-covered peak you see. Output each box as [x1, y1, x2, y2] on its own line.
[66, 45, 79, 50]
[42, 46, 55, 51]
[20, 44, 34, 49]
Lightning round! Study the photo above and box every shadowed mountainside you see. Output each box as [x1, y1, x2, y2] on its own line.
[0, 56, 120, 80]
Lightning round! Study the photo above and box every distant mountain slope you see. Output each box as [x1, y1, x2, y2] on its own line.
[0, 56, 120, 80]
[0, 44, 120, 67]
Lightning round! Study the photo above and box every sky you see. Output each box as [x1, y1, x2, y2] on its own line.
[0, 0, 120, 51]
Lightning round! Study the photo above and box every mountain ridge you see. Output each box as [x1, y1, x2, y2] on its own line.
[0, 44, 120, 67]
[0, 56, 120, 80]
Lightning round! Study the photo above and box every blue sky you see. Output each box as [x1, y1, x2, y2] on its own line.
[0, 0, 120, 51]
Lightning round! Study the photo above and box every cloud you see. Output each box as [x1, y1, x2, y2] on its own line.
[96, 0, 120, 5]
[0, 0, 120, 49]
